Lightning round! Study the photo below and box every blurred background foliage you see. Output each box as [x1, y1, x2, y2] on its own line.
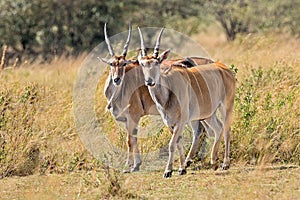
[0, 0, 299, 63]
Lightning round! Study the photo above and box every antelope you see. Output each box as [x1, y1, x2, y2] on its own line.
[137, 27, 236, 178]
[100, 24, 214, 173]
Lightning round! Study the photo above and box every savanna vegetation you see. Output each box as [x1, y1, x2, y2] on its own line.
[0, 0, 300, 199]
[1, 30, 299, 199]
[1, 0, 299, 64]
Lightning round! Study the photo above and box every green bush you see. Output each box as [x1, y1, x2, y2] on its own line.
[231, 64, 300, 165]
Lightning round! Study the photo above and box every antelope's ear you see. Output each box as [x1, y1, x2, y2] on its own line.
[158, 49, 170, 63]
[98, 57, 111, 65]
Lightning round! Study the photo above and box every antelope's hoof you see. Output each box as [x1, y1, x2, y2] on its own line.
[222, 163, 230, 170]
[130, 166, 140, 172]
[163, 171, 172, 178]
[211, 163, 219, 171]
[185, 160, 192, 168]
[178, 168, 187, 175]
[122, 169, 131, 173]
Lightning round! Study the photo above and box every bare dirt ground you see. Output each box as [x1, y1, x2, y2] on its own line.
[1, 165, 299, 200]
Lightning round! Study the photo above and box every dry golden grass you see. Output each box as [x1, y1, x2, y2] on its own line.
[0, 55, 98, 177]
[193, 26, 300, 77]
[0, 31, 299, 199]
[0, 165, 299, 199]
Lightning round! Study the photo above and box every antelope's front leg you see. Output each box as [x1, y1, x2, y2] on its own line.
[164, 125, 185, 178]
[205, 115, 222, 170]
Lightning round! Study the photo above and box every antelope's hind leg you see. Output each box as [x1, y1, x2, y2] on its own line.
[184, 120, 205, 168]
[124, 120, 142, 173]
[204, 112, 223, 171]
[220, 103, 233, 170]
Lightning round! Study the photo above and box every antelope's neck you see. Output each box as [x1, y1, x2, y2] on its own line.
[148, 79, 169, 108]
[104, 75, 113, 99]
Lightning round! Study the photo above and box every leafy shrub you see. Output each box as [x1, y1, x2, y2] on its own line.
[231, 64, 300, 165]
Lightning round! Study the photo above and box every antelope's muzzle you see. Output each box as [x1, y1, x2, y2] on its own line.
[113, 77, 121, 85]
[145, 78, 155, 87]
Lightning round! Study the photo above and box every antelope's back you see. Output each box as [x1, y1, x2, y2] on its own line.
[172, 62, 235, 118]
[188, 62, 235, 98]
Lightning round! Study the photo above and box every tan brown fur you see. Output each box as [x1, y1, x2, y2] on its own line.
[138, 49, 235, 178]
[104, 56, 212, 172]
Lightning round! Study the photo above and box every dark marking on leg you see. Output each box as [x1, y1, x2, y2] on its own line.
[212, 163, 219, 171]
[169, 125, 175, 133]
[222, 163, 230, 170]
[211, 157, 219, 170]
[163, 171, 173, 178]
[123, 169, 131, 173]
[197, 121, 204, 136]
[132, 128, 138, 136]
[131, 161, 142, 172]
[185, 160, 192, 168]
[178, 168, 187, 175]
[176, 135, 182, 143]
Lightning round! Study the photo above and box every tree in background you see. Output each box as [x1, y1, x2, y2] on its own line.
[206, 0, 252, 40]
[0, 0, 209, 64]
[131, 0, 207, 34]
[0, 0, 139, 63]
[0, 0, 299, 64]
[206, 0, 300, 40]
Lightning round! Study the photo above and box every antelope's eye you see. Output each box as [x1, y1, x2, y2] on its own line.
[122, 63, 127, 67]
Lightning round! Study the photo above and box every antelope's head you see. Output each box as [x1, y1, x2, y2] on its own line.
[100, 23, 135, 86]
[137, 27, 170, 87]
